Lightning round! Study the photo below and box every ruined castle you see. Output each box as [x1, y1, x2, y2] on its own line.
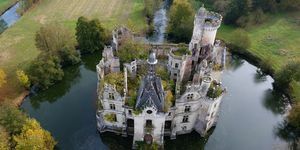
[96, 6, 226, 148]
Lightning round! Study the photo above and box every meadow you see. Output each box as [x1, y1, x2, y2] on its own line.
[0, 0, 147, 101]
[217, 11, 300, 99]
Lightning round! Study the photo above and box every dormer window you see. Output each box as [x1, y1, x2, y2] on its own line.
[187, 93, 193, 100]
[109, 93, 114, 99]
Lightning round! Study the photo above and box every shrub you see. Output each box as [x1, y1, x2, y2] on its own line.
[16, 70, 31, 89]
[104, 113, 117, 122]
[207, 81, 223, 99]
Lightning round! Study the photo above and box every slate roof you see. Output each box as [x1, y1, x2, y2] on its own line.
[135, 75, 165, 112]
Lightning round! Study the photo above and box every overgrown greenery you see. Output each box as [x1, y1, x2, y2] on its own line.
[16, 70, 30, 90]
[0, 125, 9, 150]
[19, 0, 42, 14]
[116, 39, 148, 65]
[103, 72, 124, 95]
[207, 81, 223, 99]
[76, 17, 110, 54]
[104, 113, 117, 123]
[167, 0, 194, 43]
[136, 141, 159, 150]
[173, 45, 191, 56]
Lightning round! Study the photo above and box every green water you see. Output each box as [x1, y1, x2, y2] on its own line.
[21, 54, 291, 150]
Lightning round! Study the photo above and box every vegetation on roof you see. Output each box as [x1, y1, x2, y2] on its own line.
[104, 72, 124, 94]
[173, 46, 191, 56]
[207, 80, 223, 99]
[104, 113, 117, 123]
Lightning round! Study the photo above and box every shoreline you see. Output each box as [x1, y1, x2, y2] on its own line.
[0, 0, 19, 16]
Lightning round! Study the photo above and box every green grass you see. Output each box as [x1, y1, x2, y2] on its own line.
[0, 0, 18, 15]
[0, 0, 147, 101]
[217, 12, 300, 100]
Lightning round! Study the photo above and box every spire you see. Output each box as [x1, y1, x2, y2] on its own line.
[147, 51, 158, 65]
[198, 4, 206, 16]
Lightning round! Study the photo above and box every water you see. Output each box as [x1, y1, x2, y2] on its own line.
[21, 54, 291, 150]
[147, 0, 170, 43]
[0, 2, 20, 34]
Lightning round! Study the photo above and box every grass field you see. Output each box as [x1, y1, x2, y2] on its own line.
[0, 0, 147, 101]
[217, 11, 300, 100]
[0, 0, 18, 14]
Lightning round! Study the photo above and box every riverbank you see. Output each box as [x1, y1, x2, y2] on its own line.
[217, 11, 300, 101]
[0, 0, 18, 15]
[0, 0, 148, 103]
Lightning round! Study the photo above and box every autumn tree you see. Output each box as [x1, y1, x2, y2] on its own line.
[16, 70, 30, 89]
[35, 24, 80, 67]
[76, 17, 109, 54]
[0, 69, 6, 88]
[13, 119, 56, 150]
[0, 102, 27, 135]
[167, 0, 194, 43]
[0, 126, 9, 150]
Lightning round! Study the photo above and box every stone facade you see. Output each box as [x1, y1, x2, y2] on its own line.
[96, 6, 226, 148]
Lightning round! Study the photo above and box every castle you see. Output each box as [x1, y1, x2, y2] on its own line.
[96, 6, 226, 148]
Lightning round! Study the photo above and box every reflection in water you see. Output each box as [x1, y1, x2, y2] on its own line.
[147, 0, 170, 43]
[21, 55, 293, 150]
[275, 122, 299, 149]
[0, 19, 8, 34]
[28, 65, 81, 109]
[263, 89, 288, 115]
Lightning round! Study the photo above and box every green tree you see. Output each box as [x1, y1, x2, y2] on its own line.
[230, 29, 251, 50]
[0, 102, 27, 135]
[0, 126, 9, 150]
[13, 118, 56, 150]
[225, 0, 252, 25]
[35, 24, 80, 66]
[274, 61, 300, 91]
[16, 70, 31, 89]
[76, 17, 109, 54]
[167, 0, 194, 43]
[0, 69, 6, 88]
[27, 53, 64, 90]
[116, 39, 148, 65]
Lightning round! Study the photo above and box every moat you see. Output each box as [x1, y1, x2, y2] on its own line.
[21, 54, 291, 149]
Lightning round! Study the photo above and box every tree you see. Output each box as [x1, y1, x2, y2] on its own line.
[0, 126, 9, 150]
[274, 61, 300, 91]
[288, 102, 300, 129]
[230, 29, 251, 50]
[35, 24, 80, 67]
[13, 118, 56, 150]
[167, 0, 194, 43]
[116, 39, 148, 65]
[0, 69, 6, 88]
[27, 53, 64, 90]
[0, 102, 27, 135]
[16, 70, 31, 89]
[224, 0, 252, 25]
[76, 17, 109, 54]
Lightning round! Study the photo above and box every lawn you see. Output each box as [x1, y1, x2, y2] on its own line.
[0, 0, 147, 101]
[0, 0, 18, 14]
[217, 11, 300, 100]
